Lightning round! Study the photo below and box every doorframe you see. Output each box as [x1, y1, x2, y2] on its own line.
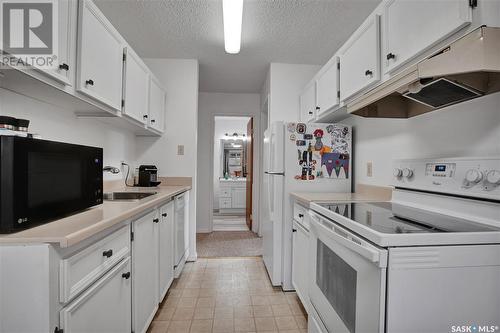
[207, 113, 261, 234]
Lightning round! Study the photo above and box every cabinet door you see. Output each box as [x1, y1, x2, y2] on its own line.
[60, 257, 131, 333]
[159, 201, 175, 302]
[123, 47, 150, 124]
[316, 57, 339, 116]
[383, 0, 472, 74]
[37, 0, 76, 85]
[340, 15, 380, 102]
[132, 210, 159, 333]
[77, 0, 123, 111]
[148, 76, 166, 133]
[232, 187, 246, 209]
[292, 221, 309, 308]
[299, 82, 316, 122]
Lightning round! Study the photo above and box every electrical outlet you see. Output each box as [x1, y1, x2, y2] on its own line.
[177, 145, 184, 156]
[367, 162, 373, 177]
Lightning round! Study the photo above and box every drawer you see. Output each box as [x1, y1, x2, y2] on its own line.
[219, 197, 232, 209]
[60, 226, 130, 303]
[293, 202, 307, 224]
[220, 189, 231, 198]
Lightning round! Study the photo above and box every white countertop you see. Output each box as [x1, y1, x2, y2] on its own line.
[291, 184, 393, 206]
[0, 185, 190, 248]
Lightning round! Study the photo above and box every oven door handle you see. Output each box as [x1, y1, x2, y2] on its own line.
[309, 211, 383, 264]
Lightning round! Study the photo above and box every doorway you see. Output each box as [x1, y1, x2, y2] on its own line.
[212, 116, 253, 231]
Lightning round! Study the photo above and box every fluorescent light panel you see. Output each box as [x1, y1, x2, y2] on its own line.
[223, 0, 243, 54]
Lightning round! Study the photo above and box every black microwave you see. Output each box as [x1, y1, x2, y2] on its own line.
[0, 136, 103, 233]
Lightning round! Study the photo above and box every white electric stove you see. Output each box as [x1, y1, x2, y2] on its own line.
[308, 157, 500, 333]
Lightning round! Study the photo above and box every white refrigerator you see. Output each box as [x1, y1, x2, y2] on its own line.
[262, 121, 352, 290]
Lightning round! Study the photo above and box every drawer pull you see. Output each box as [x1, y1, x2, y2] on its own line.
[122, 272, 131, 279]
[85, 79, 94, 86]
[292, 228, 297, 233]
[162, 213, 167, 217]
[386, 53, 395, 60]
[153, 218, 160, 223]
[298, 214, 304, 218]
[102, 249, 113, 258]
[59, 63, 69, 71]
[365, 69, 373, 76]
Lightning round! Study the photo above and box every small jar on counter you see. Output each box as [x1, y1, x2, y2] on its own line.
[0, 116, 17, 130]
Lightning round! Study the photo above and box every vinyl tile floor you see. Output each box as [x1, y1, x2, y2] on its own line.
[148, 257, 308, 333]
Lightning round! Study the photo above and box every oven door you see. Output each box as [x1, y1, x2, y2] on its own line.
[308, 210, 388, 333]
[9, 137, 102, 229]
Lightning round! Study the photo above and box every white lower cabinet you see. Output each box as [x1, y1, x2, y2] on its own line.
[132, 210, 160, 333]
[159, 200, 175, 302]
[292, 220, 310, 312]
[59, 257, 131, 333]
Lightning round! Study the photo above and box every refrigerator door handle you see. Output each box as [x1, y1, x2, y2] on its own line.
[265, 171, 285, 176]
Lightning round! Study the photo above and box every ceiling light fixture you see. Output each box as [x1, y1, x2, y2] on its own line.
[222, 0, 243, 54]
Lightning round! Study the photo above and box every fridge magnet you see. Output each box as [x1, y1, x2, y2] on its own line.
[319, 145, 332, 155]
[287, 123, 297, 132]
[321, 152, 350, 179]
[289, 134, 296, 141]
[296, 123, 306, 134]
[296, 140, 306, 146]
[304, 133, 313, 140]
[313, 129, 324, 151]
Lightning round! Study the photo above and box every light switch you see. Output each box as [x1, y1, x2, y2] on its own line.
[367, 162, 373, 177]
[177, 145, 184, 155]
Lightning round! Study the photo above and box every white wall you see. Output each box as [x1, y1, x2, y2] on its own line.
[0, 88, 136, 182]
[345, 93, 500, 187]
[137, 58, 199, 260]
[268, 63, 321, 124]
[197, 93, 261, 233]
[213, 116, 250, 210]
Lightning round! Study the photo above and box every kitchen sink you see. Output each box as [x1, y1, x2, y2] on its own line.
[103, 191, 157, 201]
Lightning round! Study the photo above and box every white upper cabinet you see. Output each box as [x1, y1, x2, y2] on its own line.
[340, 15, 380, 102]
[37, 0, 77, 85]
[76, 0, 124, 111]
[300, 82, 317, 122]
[383, 0, 472, 74]
[148, 76, 166, 133]
[315, 57, 339, 116]
[123, 47, 150, 124]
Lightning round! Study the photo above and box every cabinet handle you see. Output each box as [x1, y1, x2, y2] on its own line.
[386, 53, 395, 60]
[122, 272, 131, 279]
[365, 70, 373, 76]
[59, 63, 69, 71]
[54, 327, 64, 333]
[102, 249, 113, 258]
[85, 79, 94, 86]
[151, 119, 156, 123]
[162, 213, 167, 217]
[143, 115, 148, 119]
[153, 218, 160, 223]
[298, 214, 304, 218]
[292, 228, 297, 233]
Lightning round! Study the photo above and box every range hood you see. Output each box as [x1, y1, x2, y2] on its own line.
[348, 26, 500, 118]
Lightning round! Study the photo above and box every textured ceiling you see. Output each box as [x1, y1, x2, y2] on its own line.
[94, 0, 380, 93]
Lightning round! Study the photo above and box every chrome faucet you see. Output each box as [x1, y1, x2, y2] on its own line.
[103, 166, 120, 174]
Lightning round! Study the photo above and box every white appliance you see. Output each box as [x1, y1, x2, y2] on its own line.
[262, 121, 352, 290]
[174, 192, 188, 277]
[308, 157, 500, 333]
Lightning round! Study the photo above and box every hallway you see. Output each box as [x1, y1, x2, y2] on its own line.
[148, 257, 308, 333]
[196, 232, 262, 258]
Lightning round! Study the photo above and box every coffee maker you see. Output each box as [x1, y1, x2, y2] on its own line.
[138, 165, 161, 187]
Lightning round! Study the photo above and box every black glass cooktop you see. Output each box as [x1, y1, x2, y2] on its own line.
[317, 202, 499, 234]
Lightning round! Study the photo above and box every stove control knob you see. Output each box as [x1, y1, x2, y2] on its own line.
[486, 170, 500, 185]
[465, 169, 483, 183]
[402, 168, 413, 178]
[393, 168, 403, 177]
